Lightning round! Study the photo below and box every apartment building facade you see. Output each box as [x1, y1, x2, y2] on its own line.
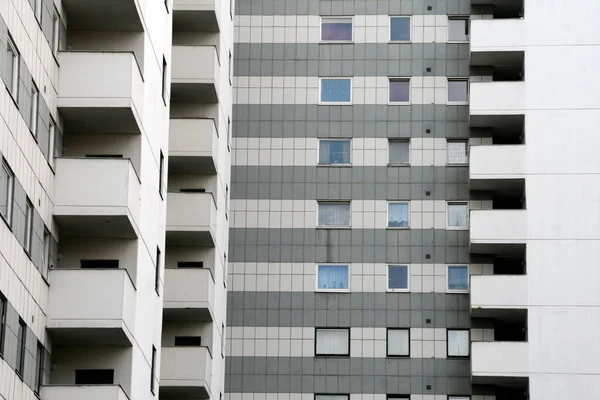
[227, 0, 600, 400]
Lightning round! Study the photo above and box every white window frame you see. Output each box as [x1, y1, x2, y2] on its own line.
[315, 264, 350, 292]
[1, 161, 14, 225]
[447, 329, 470, 357]
[447, 16, 470, 43]
[446, 201, 469, 230]
[386, 328, 410, 357]
[389, 15, 412, 42]
[24, 199, 33, 254]
[7, 36, 19, 100]
[446, 78, 469, 105]
[320, 16, 354, 43]
[388, 139, 410, 165]
[446, 265, 469, 293]
[446, 139, 469, 165]
[318, 77, 353, 105]
[387, 201, 410, 229]
[30, 82, 39, 138]
[51, 8, 60, 54]
[317, 201, 351, 228]
[315, 328, 350, 356]
[388, 77, 411, 104]
[386, 264, 410, 292]
[318, 138, 352, 166]
[48, 119, 56, 163]
[43, 228, 50, 276]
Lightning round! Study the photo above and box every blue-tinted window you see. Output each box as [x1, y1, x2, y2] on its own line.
[320, 79, 352, 103]
[390, 17, 410, 41]
[389, 79, 410, 102]
[388, 265, 408, 290]
[388, 202, 409, 227]
[319, 140, 351, 164]
[448, 266, 469, 291]
[321, 18, 353, 41]
[317, 265, 349, 290]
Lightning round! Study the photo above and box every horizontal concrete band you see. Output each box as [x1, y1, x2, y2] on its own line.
[235, 44, 469, 77]
[235, 0, 472, 16]
[226, 291, 470, 328]
[225, 357, 471, 395]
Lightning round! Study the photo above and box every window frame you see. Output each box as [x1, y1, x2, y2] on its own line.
[387, 201, 410, 229]
[316, 264, 350, 292]
[24, 198, 33, 255]
[150, 345, 157, 394]
[35, 341, 44, 395]
[446, 139, 469, 165]
[314, 327, 351, 357]
[162, 56, 168, 104]
[43, 228, 51, 277]
[446, 201, 469, 230]
[386, 264, 410, 292]
[446, 329, 470, 358]
[48, 118, 56, 164]
[0, 292, 6, 356]
[155, 247, 161, 296]
[6, 36, 20, 101]
[30, 81, 39, 138]
[446, 265, 469, 293]
[320, 16, 354, 43]
[388, 139, 410, 165]
[1, 160, 15, 226]
[159, 150, 165, 199]
[51, 8, 60, 54]
[317, 201, 351, 228]
[388, 77, 411, 104]
[318, 138, 352, 166]
[319, 77, 353, 105]
[447, 16, 470, 42]
[386, 328, 410, 357]
[446, 78, 469, 105]
[389, 15, 412, 42]
[16, 318, 26, 377]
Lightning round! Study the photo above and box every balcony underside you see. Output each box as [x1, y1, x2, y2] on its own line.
[166, 230, 215, 247]
[471, 242, 525, 256]
[48, 326, 133, 346]
[470, 178, 524, 192]
[471, 306, 527, 320]
[163, 306, 214, 322]
[171, 82, 218, 103]
[54, 215, 138, 239]
[470, 114, 524, 130]
[60, 107, 142, 135]
[173, 9, 220, 32]
[169, 155, 217, 174]
[160, 384, 211, 399]
[62, 0, 143, 31]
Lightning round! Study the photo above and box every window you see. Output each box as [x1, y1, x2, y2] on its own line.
[43, 228, 51, 276]
[30, 82, 39, 137]
[159, 151, 165, 198]
[24, 199, 33, 254]
[315, 328, 350, 356]
[390, 16, 410, 41]
[447, 265, 469, 292]
[35, 0, 42, 22]
[316, 396, 349, 400]
[155, 248, 161, 295]
[178, 261, 204, 268]
[447, 330, 470, 357]
[0, 293, 6, 355]
[387, 328, 409, 357]
[0, 161, 14, 224]
[448, 397, 470, 400]
[75, 369, 114, 384]
[387, 265, 409, 292]
[389, 78, 410, 103]
[223, 253, 228, 287]
[150, 345, 157, 394]
[319, 140, 351, 165]
[447, 79, 469, 104]
[48, 119, 56, 162]
[52, 8, 60, 54]
[448, 17, 469, 41]
[228, 51, 233, 84]
[447, 202, 468, 229]
[221, 323, 225, 357]
[389, 140, 409, 164]
[317, 202, 350, 227]
[320, 78, 352, 104]
[388, 202, 409, 228]
[162, 57, 168, 103]
[387, 397, 409, 400]
[225, 184, 229, 219]
[35, 342, 44, 395]
[16, 319, 26, 377]
[317, 264, 349, 291]
[227, 117, 232, 151]
[80, 260, 119, 269]
[321, 17, 353, 41]
[175, 336, 202, 346]
[6, 37, 19, 100]
[447, 140, 468, 164]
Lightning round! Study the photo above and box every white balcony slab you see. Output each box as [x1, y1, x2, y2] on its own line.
[164, 268, 215, 321]
[166, 192, 217, 246]
[160, 346, 212, 398]
[171, 46, 220, 102]
[173, 0, 221, 31]
[169, 118, 218, 174]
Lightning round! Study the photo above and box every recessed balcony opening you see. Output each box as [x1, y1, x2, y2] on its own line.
[162, 320, 214, 355]
[471, 179, 525, 209]
[473, 380, 529, 400]
[471, 0, 524, 19]
[473, 310, 528, 342]
[494, 253, 526, 275]
[471, 52, 525, 81]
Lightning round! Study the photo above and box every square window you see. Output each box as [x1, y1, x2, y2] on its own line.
[318, 202, 350, 227]
[390, 17, 411, 41]
[387, 265, 409, 291]
[321, 17, 353, 41]
[447, 330, 470, 357]
[387, 328, 409, 356]
[315, 328, 350, 356]
[448, 17, 469, 41]
[320, 78, 352, 104]
[447, 202, 468, 229]
[389, 78, 410, 103]
[448, 79, 469, 103]
[447, 265, 469, 292]
[319, 140, 351, 165]
[317, 264, 349, 291]
[447, 140, 468, 164]
[388, 202, 409, 228]
[389, 140, 409, 164]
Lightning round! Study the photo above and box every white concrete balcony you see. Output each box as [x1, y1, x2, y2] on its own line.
[164, 268, 215, 321]
[171, 46, 220, 103]
[58, 51, 144, 134]
[470, 82, 525, 116]
[471, 275, 528, 317]
[169, 119, 218, 174]
[46, 269, 136, 346]
[41, 385, 130, 400]
[472, 342, 529, 384]
[166, 192, 217, 246]
[160, 346, 212, 398]
[471, 19, 525, 53]
[53, 158, 141, 238]
[470, 210, 527, 254]
[62, 0, 143, 31]
[173, 0, 221, 32]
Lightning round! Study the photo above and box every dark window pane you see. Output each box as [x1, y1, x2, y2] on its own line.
[448, 80, 468, 102]
[390, 17, 410, 40]
[389, 80, 410, 102]
[321, 79, 352, 103]
[80, 260, 119, 269]
[75, 369, 114, 384]
[319, 140, 351, 164]
[321, 19, 353, 41]
[448, 266, 469, 290]
[388, 265, 408, 289]
[175, 336, 202, 346]
[177, 261, 204, 268]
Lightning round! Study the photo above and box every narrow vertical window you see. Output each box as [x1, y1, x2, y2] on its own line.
[227, 117, 231, 151]
[6, 36, 19, 100]
[228, 51, 233, 84]
[221, 323, 225, 357]
[162, 57, 168, 103]
[159, 151, 165, 198]
[48, 119, 56, 162]
[35, 0, 43, 22]
[52, 8, 60, 54]
[225, 185, 229, 220]
[30, 82, 39, 137]
[25, 199, 33, 254]
[155, 247, 161, 295]
[43, 228, 51, 277]
[35, 341, 44, 395]
[164, 0, 169, 12]
[0, 293, 6, 355]
[150, 345, 157, 394]
[16, 319, 26, 377]
[0, 161, 15, 224]
[223, 253, 228, 287]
